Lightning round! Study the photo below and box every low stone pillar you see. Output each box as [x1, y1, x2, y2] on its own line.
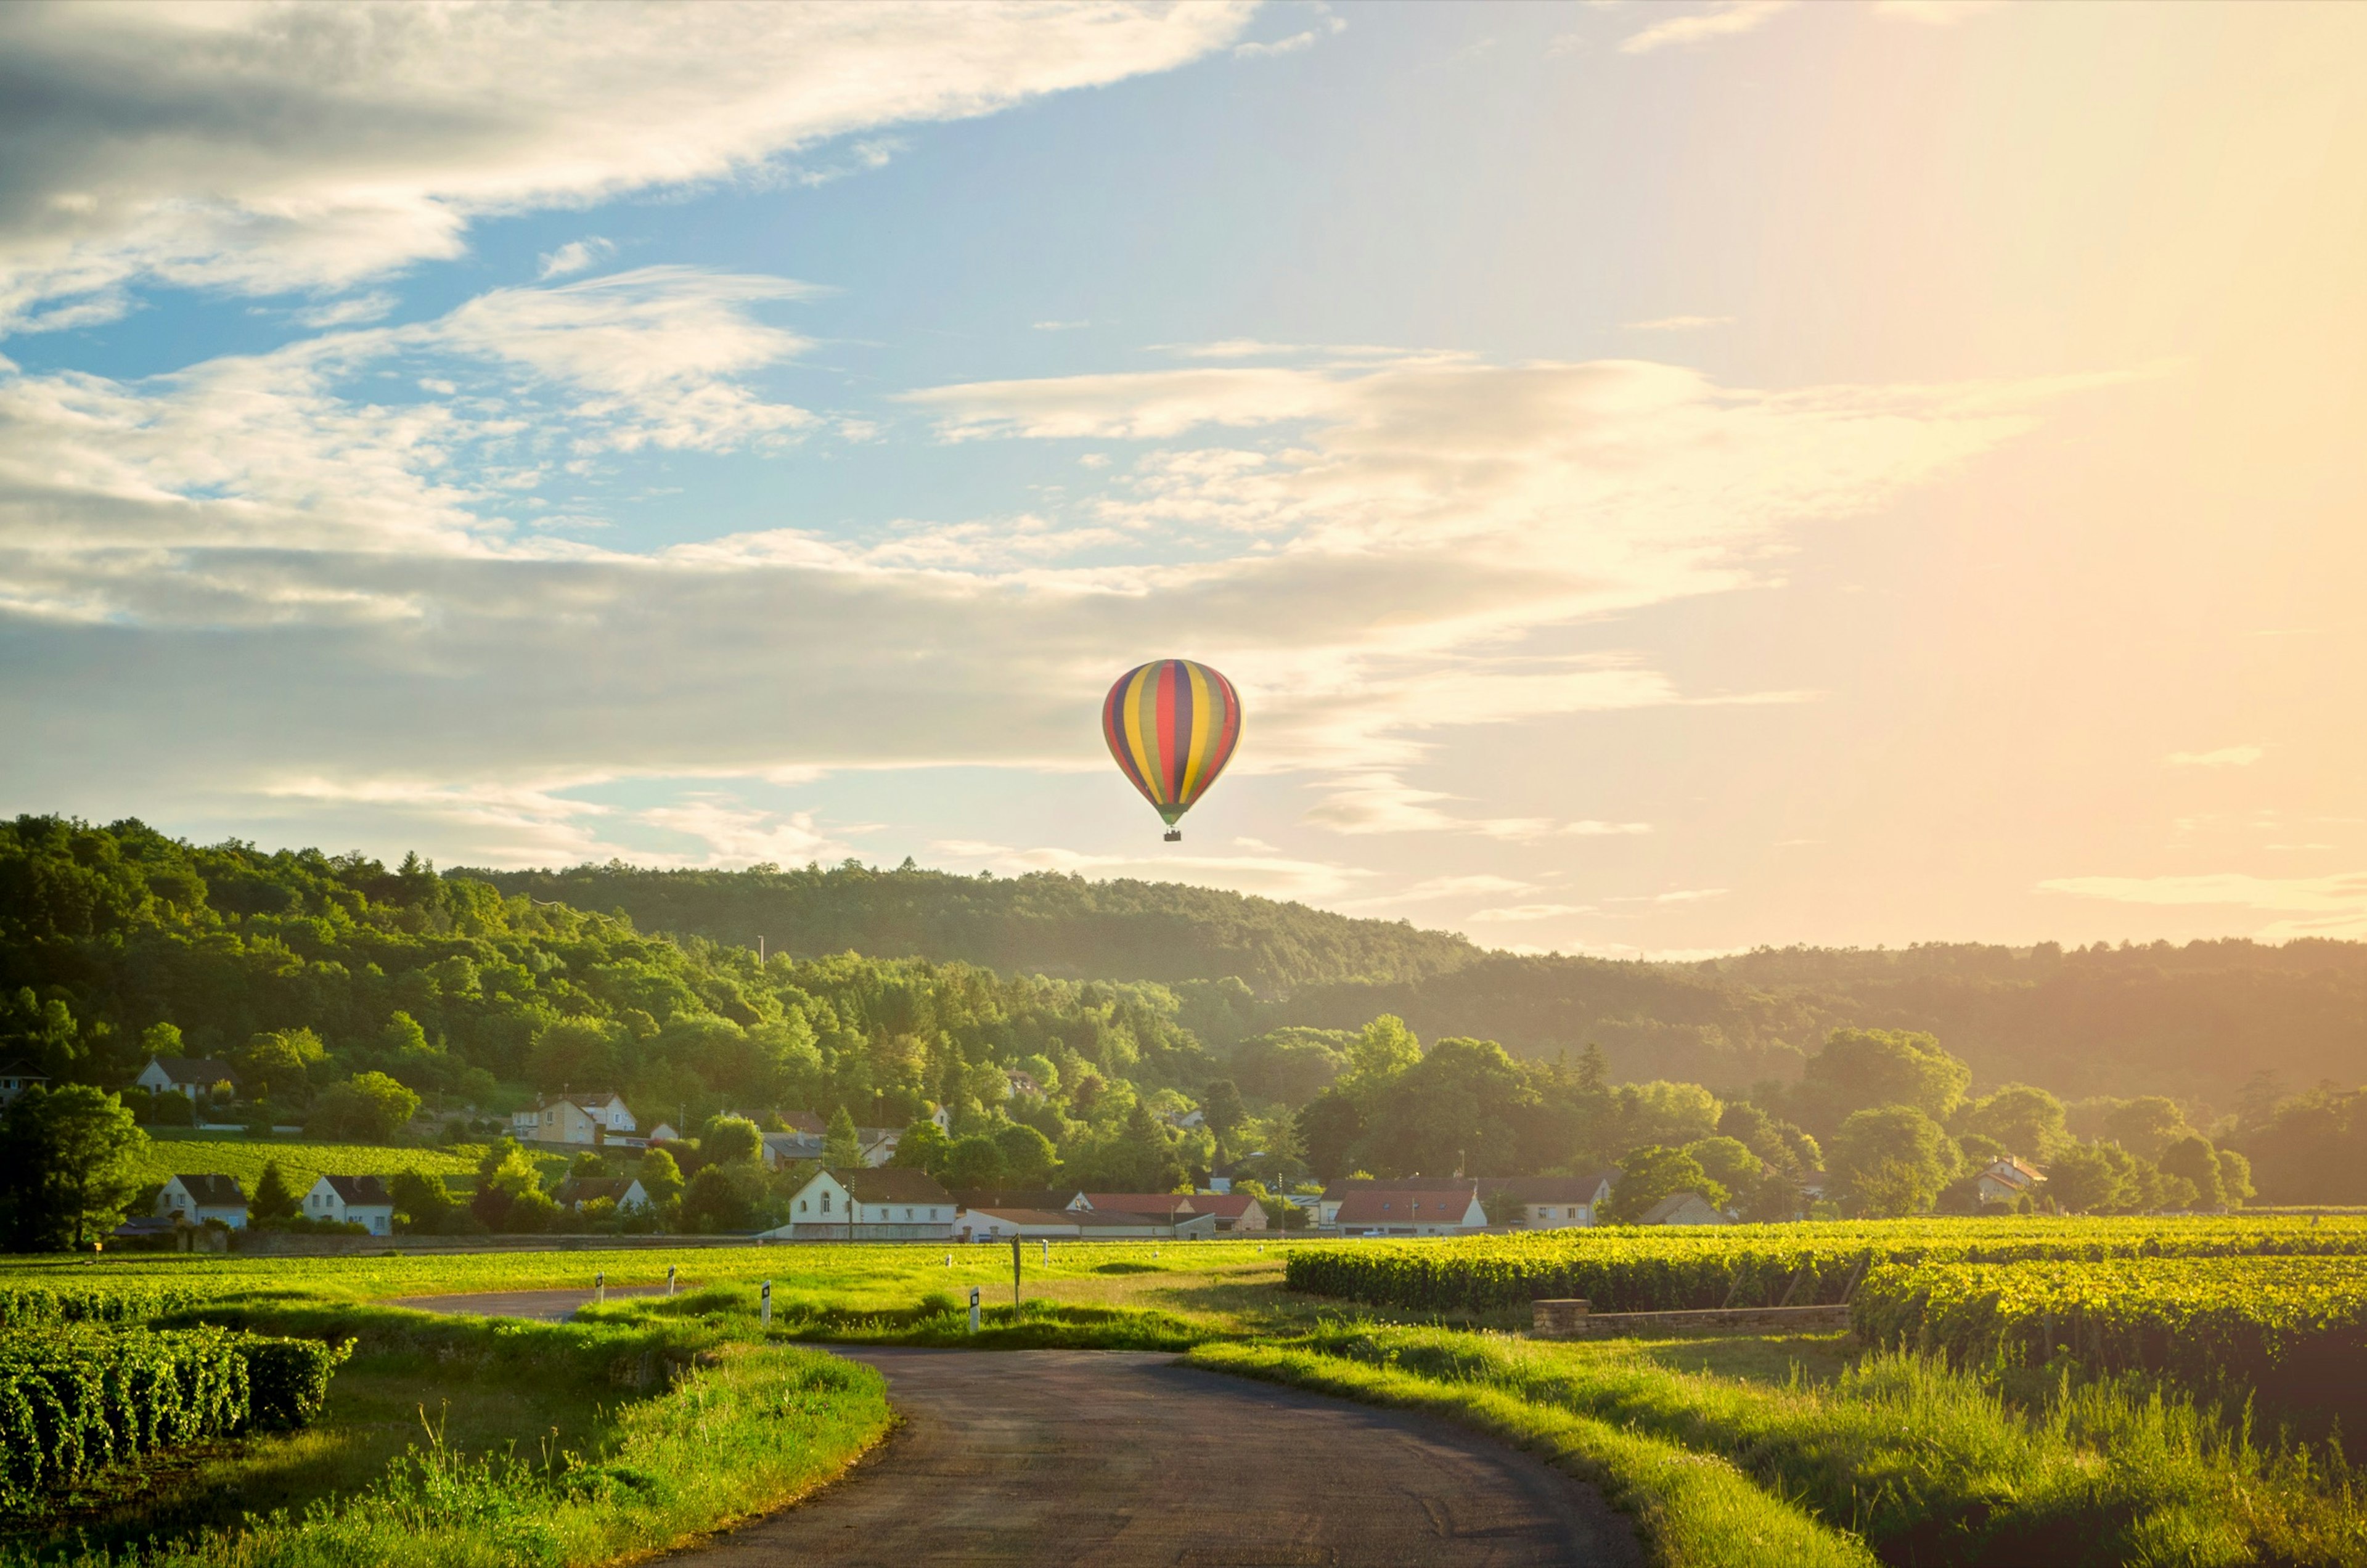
[1532, 1298, 1591, 1338]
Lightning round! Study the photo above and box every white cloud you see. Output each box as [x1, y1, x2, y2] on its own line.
[538, 239, 616, 280]
[0, 2, 1253, 331]
[293, 293, 398, 329]
[2038, 871, 2367, 939]
[1234, 9, 1346, 58]
[1465, 903, 1596, 922]
[639, 800, 845, 868]
[2165, 745, 2264, 768]
[1337, 873, 1537, 910]
[1621, 1, 1794, 55]
[1627, 314, 1733, 331]
[1871, 1, 2005, 24]
[1032, 320, 1090, 332]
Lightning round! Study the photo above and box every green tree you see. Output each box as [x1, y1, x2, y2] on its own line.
[1956, 1083, 2069, 1161]
[2101, 1096, 2192, 1161]
[1829, 1105, 1955, 1217]
[306, 1071, 420, 1141]
[237, 1027, 325, 1104]
[0, 1085, 150, 1250]
[823, 1105, 862, 1167]
[1603, 1146, 1726, 1223]
[1360, 1037, 1529, 1177]
[527, 1018, 620, 1092]
[389, 1170, 458, 1232]
[1293, 1091, 1365, 1181]
[702, 1114, 765, 1167]
[942, 1134, 1008, 1190]
[1617, 1080, 1724, 1151]
[891, 1119, 952, 1175]
[2046, 1141, 2140, 1213]
[1801, 1029, 1971, 1132]
[681, 1162, 767, 1232]
[1339, 1015, 1421, 1098]
[250, 1159, 301, 1223]
[1199, 1078, 1246, 1150]
[2215, 1146, 2254, 1207]
[2158, 1134, 2227, 1208]
[636, 1146, 685, 1214]
[1682, 1135, 1762, 1195]
[994, 1123, 1060, 1187]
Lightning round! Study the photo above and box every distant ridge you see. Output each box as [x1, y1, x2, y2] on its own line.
[462, 860, 2367, 1107]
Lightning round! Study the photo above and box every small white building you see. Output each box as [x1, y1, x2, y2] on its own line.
[305, 1174, 395, 1235]
[646, 1121, 682, 1145]
[134, 1055, 242, 1101]
[1637, 1191, 1730, 1227]
[0, 1064, 47, 1105]
[512, 1092, 636, 1146]
[155, 1173, 247, 1228]
[552, 1176, 650, 1213]
[1487, 1173, 1616, 1230]
[1977, 1156, 2045, 1207]
[767, 1167, 956, 1241]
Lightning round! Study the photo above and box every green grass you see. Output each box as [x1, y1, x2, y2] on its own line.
[1196, 1325, 2367, 1568]
[1, 1302, 890, 1567]
[123, 1138, 565, 1196]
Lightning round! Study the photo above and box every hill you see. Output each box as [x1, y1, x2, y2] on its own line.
[470, 861, 2367, 1112]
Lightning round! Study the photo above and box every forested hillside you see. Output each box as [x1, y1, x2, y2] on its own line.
[473, 860, 2366, 1111]
[1, 817, 2359, 1213]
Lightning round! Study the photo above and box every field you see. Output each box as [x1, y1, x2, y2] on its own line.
[126, 1136, 566, 1195]
[6, 1224, 2367, 1567]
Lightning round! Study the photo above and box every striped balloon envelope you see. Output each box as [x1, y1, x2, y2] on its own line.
[1102, 659, 1243, 839]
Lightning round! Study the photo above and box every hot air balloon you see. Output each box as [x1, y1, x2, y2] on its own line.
[1103, 659, 1241, 841]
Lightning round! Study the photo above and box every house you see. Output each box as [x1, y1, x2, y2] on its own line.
[512, 1092, 636, 1146]
[1977, 1157, 2046, 1206]
[952, 1188, 1091, 1213]
[759, 1130, 828, 1170]
[1069, 1191, 1268, 1233]
[1637, 1191, 1729, 1227]
[134, 1055, 242, 1101]
[552, 1176, 650, 1213]
[155, 1174, 247, 1228]
[1331, 1185, 1488, 1236]
[305, 1175, 395, 1235]
[956, 1206, 1085, 1240]
[0, 1064, 47, 1105]
[646, 1122, 682, 1145]
[1483, 1173, 1616, 1230]
[767, 1167, 957, 1241]
[956, 1206, 1215, 1241]
[854, 1126, 905, 1166]
[1316, 1184, 1477, 1231]
[1005, 1070, 1044, 1100]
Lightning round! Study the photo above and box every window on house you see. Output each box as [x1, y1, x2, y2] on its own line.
[820, 1191, 832, 1212]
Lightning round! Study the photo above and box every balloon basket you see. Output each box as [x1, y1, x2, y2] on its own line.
[1163, 830, 1182, 842]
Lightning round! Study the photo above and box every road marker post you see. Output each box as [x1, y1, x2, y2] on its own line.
[968, 1287, 981, 1334]
[666, 1264, 676, 1296]
[1011, 1235, 1023, 1310]
[595, 1270, 605, 1305]
[760, 1279, 772, 1328]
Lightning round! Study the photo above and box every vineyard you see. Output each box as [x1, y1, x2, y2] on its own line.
[0, 1325, 343, 1509]
[1852, 1254, 2367, 1397]
[1279, 1217, 2367, 1315]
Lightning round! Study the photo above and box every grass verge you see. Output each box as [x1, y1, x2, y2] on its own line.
[1196, 1325, 2367, 1568]
[1192, 1339, 1874, 1568]
[589, 1283, 1214, 1351]
[3, 1303, 889, 1567]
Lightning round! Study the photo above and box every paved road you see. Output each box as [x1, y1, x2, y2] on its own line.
[394, 1291, 1639, 1566]
[674, 1349, 1639, 1567]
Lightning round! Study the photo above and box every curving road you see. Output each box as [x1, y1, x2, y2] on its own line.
[673, 1349, 1640, 1567]
[392, 1291, 1639, 1566]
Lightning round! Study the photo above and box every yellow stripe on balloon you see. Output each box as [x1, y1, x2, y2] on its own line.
[1121, 663, 1161, 805]
[1179, 660, 1215, 802]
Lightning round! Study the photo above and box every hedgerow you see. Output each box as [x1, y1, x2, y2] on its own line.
[1280, 1217, 2367, 1315]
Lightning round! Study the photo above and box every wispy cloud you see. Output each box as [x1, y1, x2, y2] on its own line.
[2039, 871, 2367, 939]
[1627, 314, 1733, 332]
[2166, 745, 2264, 768]
[1621, 1, 1794, 55]
[538, 238, 615, 280]
[1235, 7, 1346, 58]
[1871, 1, 2005, 25]
[1465, 903, 1597, 923]
[293, 293, 398, 329]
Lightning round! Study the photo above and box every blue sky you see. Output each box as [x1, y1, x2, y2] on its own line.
[3, 1, 2363, 952]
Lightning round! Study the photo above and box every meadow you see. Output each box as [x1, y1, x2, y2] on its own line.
[6, 1223, 2367, 1567]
